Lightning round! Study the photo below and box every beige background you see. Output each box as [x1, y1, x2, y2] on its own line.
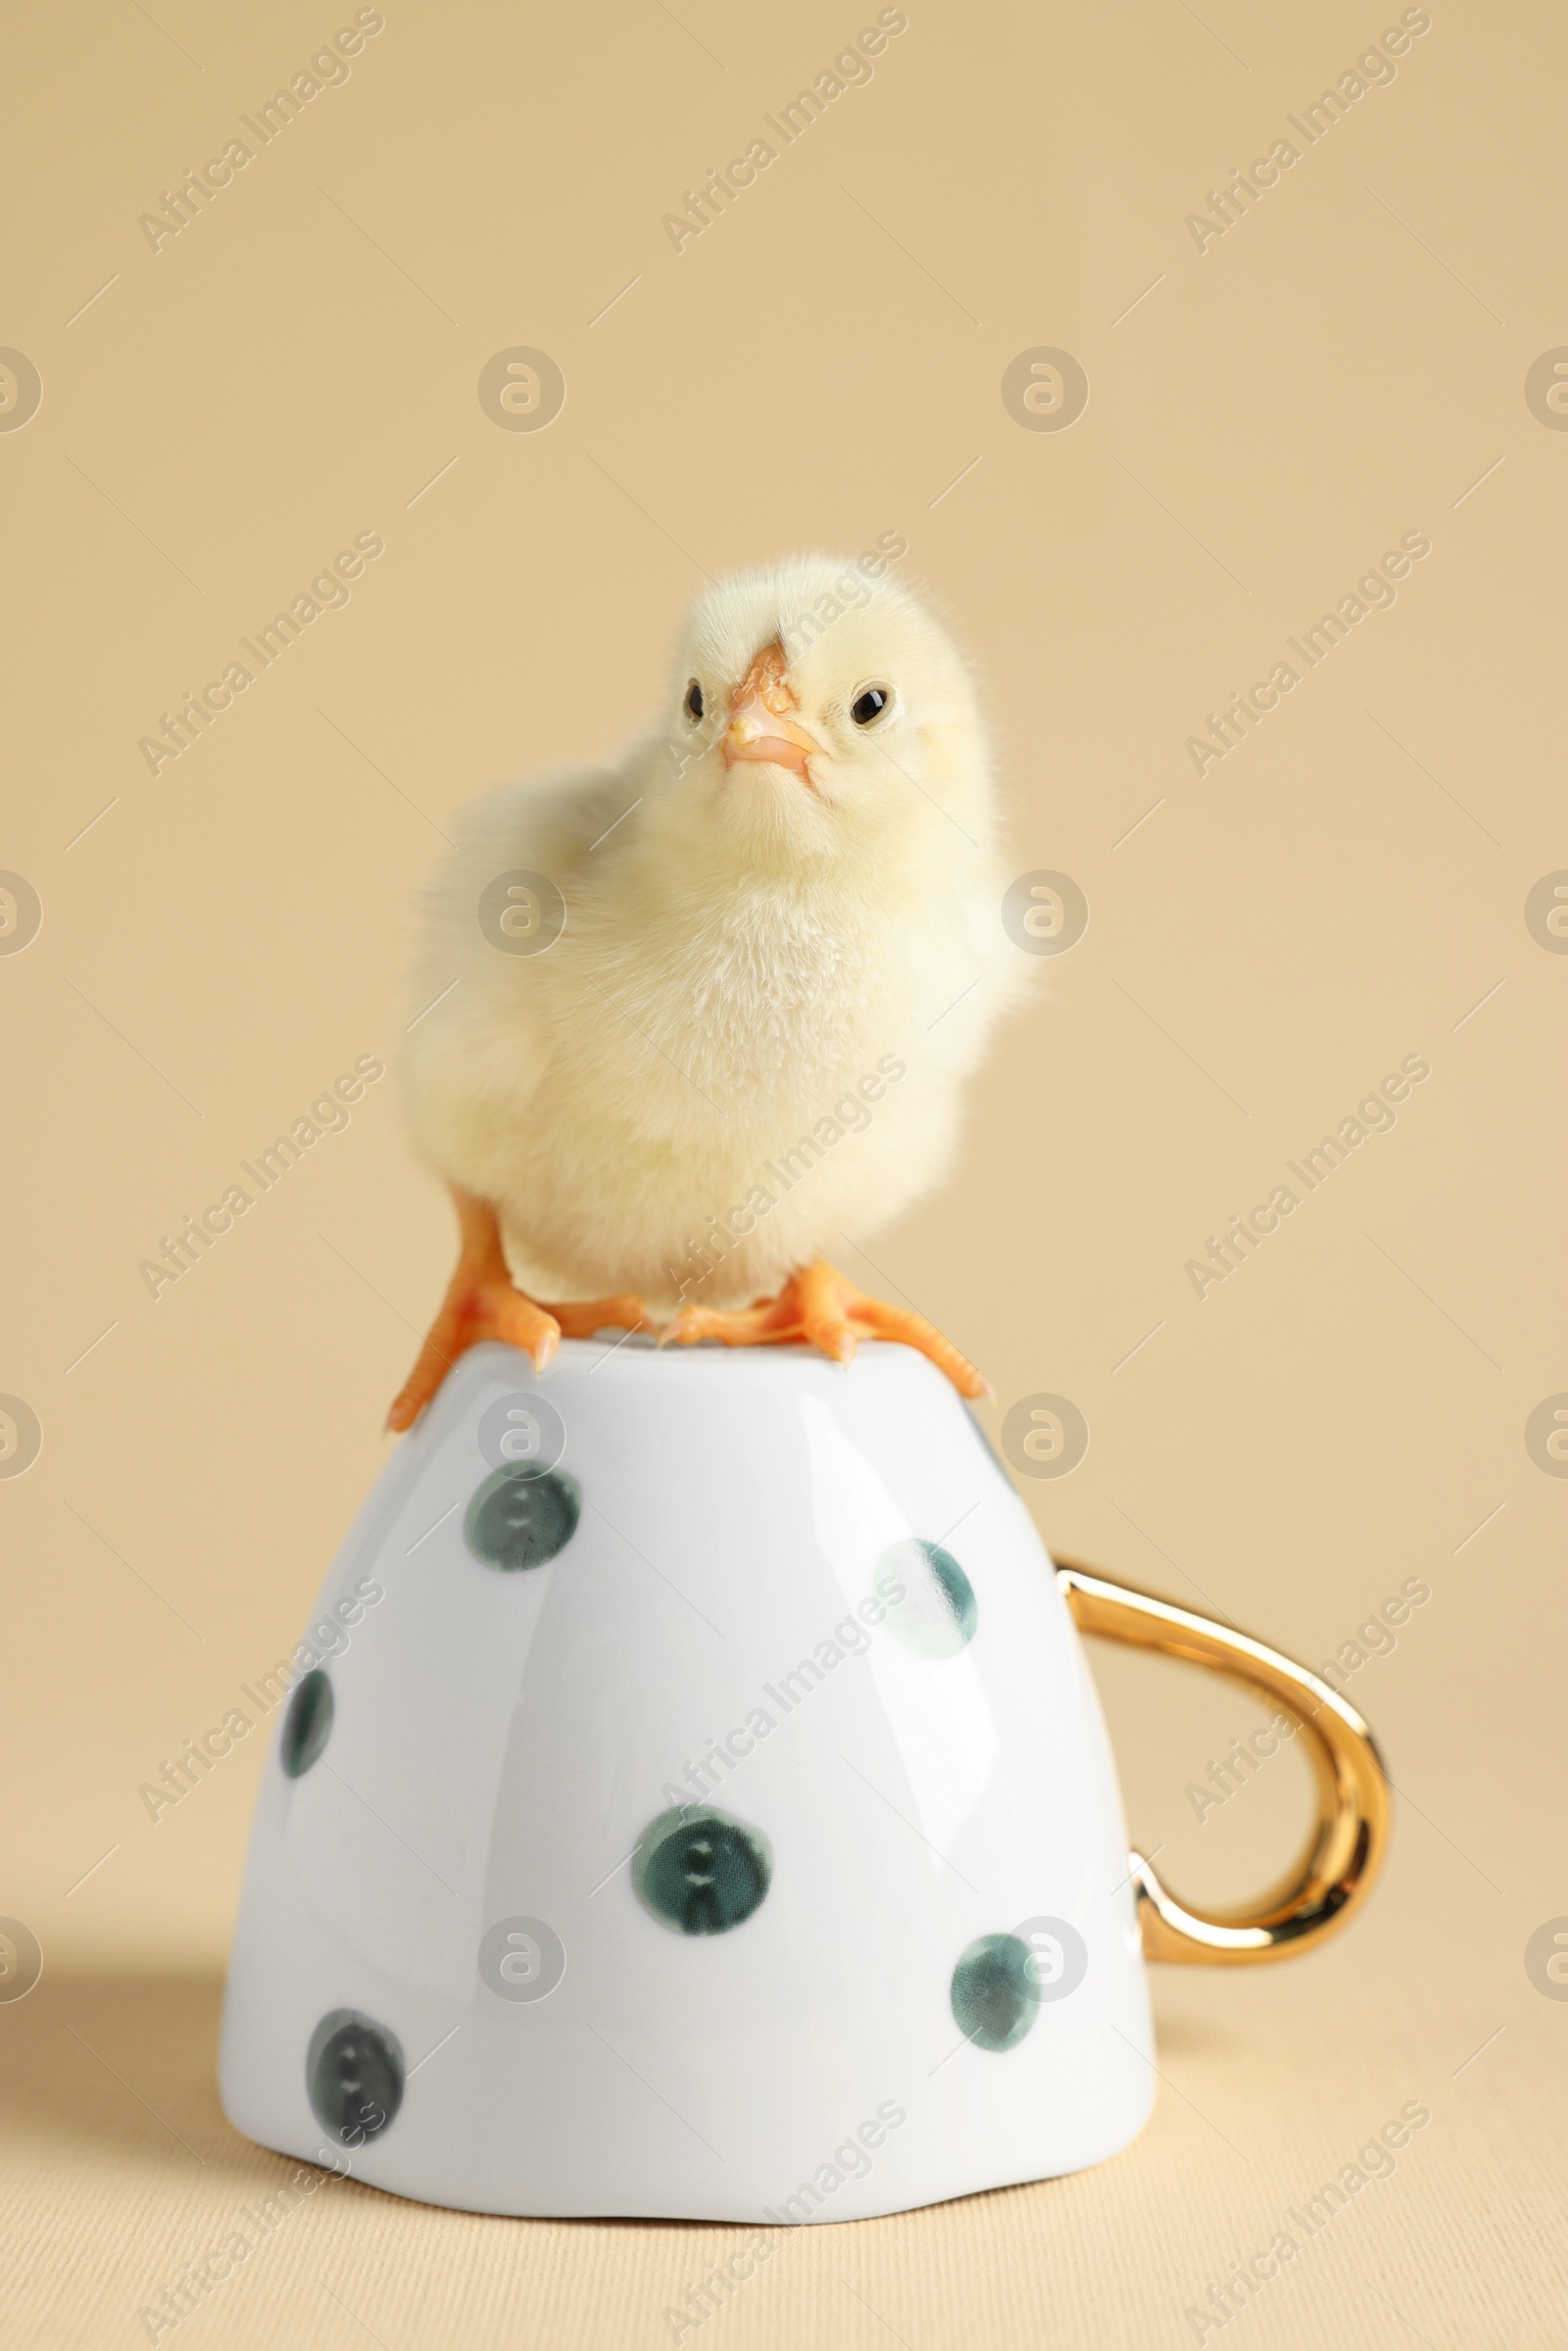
[4, 0, 1565, 2342]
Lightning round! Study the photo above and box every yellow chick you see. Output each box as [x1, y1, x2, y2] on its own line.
[389, 553, 1020, 1432]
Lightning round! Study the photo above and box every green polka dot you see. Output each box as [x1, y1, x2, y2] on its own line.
[879, 1539, 978, 1657]
[280, 1670, 333, 1778]
[465, 1466, 581, 1570]
[951, 1934, 1038, 2052]
[306, 2008, 405, 2144]
[633, 1806, 771, 1936]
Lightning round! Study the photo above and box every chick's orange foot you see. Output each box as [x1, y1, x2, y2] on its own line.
[387, 1281, 655, 1432]
[664, 1258, 989, 1401]
[386, 1188, 653, 1432]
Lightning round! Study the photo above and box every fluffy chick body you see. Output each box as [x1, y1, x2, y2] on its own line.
[402, 554, 1018, 1316]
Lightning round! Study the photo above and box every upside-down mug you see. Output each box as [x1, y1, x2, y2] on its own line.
[220, 1338, 1389, 2221]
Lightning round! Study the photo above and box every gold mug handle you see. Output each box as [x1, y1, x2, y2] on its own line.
[1055, 1559, 1391, 1965]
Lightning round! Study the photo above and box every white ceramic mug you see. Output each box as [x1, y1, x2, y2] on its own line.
[220, 1339, 1388, 2221]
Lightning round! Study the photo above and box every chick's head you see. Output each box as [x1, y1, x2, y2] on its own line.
[657, 554, 987, 873]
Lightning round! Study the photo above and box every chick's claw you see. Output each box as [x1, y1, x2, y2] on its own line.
[665, 1258, 988, 1401]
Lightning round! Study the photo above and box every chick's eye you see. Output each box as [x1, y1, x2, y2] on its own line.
[684, 678, 704, 723]
[851, 686, 890, 726]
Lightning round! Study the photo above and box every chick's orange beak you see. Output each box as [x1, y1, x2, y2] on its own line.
[723, 640, 819, 778]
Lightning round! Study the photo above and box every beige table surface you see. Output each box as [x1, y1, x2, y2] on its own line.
[6, 1891, 1564, 2350]
[5, 0, 1566, 2341]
